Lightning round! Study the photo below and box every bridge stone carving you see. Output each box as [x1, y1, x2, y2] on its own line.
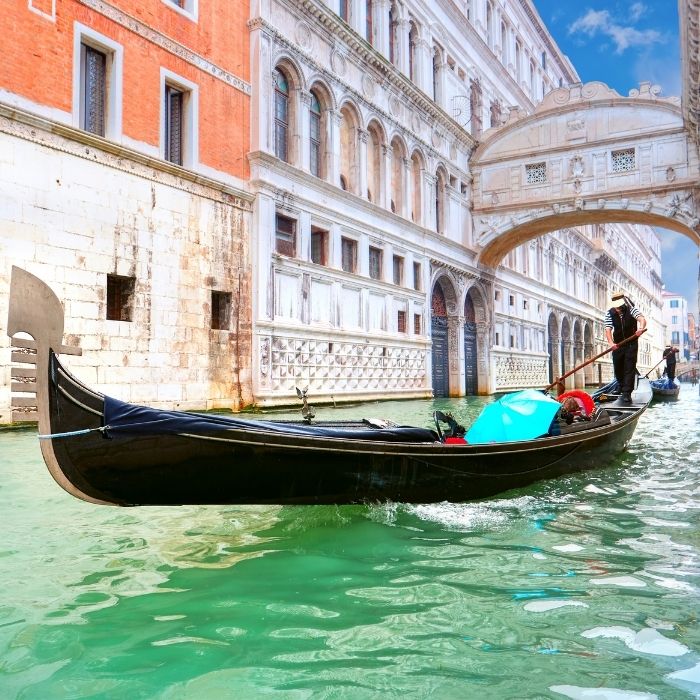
[470, 81, 700, 267]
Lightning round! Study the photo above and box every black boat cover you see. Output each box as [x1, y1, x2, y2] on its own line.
[103, 396, 439, 443]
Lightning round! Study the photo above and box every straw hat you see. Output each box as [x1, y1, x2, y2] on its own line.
[610, 291, 626, 308]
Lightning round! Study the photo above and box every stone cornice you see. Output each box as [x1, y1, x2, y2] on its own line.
[78, 0, 251, 95]
[1, 102, 253, 209]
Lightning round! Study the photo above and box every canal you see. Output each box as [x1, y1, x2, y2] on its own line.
[1, 387, 699, 699]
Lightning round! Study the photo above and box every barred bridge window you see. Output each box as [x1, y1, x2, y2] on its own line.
[525, 162, 547, 184]
[611, 148, 635, 173]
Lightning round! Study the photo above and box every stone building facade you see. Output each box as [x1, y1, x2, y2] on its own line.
[248, 0, 665, 405]
[1, 0, 253, 424]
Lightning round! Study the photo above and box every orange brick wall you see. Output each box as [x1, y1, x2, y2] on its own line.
[2, 0, 249, 179]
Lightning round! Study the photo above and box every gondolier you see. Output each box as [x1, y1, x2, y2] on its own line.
[662, 345, 677, 380]
[604, 292, 646, 403]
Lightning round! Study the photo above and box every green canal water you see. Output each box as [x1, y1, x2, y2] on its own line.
[1, 388, 699, 699]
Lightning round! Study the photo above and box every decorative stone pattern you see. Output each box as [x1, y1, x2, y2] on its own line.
[267, 336, 427, 394]
[494, 354, 549, 390]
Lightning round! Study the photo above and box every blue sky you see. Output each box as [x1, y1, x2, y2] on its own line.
[533, 0, 699, 316]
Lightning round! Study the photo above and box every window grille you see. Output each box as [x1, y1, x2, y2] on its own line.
[82, 44, 106, 136]
[393, 255, 404, 286]
[414, 313, 421, 335]
[165, 86, 183, 165]
[413, 262, 421, 291]
[310, 92, 321, 178]
[397, 310, 406, 333]
[311, 228, 327, 265]
[275, 214, 296, 257]
[211, 291, 231, 330]
[274, 69, 289, 162]
[106, 275, 134, 321]
[611, 148, 635, 173]
[369, 247, 382, 280]
[525, 162, 547, 184]
[341, 237, 357, 273]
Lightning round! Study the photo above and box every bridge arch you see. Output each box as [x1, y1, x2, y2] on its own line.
[470, 82, 700, 267]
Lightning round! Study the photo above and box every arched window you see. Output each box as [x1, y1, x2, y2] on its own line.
[515, 40, 522, 83]
[309, 91, 322, 178]
[486, 2, 493, 48]
[366, 0, 374, 45]
[389, 4, 397, 65]
[339, 105, 359, 194]
[409, 21, 418, 82]
[339, 0, 349, 22]
[530, 60, 536, 99]
[432, 46, 441, 103]
[500, 22, 507, 63]
[274, 68, 289, 162]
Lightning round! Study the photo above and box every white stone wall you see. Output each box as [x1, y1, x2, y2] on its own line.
[0, 115, 253, 424]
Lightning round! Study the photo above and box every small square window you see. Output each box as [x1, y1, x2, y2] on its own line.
[311, 227, 328, 266]
[211, 291, 231, 330]
[413, 262, 422, 291]
[393, 255, 404, 286]
[106, 274, 135, 321]
[525, 162, 547, 184]
[414, 313, 422, 335]
[611, 148, 635, 173]
[369, 246, 382, 280]
[275, 214, 296, 257]
[397, 310, 407, 333]
[341, 237, 357, 273]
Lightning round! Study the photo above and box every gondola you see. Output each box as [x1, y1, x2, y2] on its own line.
[7, 267, 650, 507]
[650, 378, 681, 400]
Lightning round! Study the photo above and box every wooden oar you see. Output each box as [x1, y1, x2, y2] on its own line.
[545, 329, 647, 395]
[643, 355, 667, 379]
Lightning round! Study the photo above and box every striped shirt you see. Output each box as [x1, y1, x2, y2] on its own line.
[604, 304, 642, 330]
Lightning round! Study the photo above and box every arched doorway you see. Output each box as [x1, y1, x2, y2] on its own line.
[560, 317, 572, 389]
[431, 282, 449, 397]
[464, 292, 478, 395]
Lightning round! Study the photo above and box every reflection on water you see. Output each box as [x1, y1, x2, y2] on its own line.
[0, 386, 698, 698]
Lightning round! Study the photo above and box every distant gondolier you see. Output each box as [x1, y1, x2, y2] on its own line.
[662, 345, 677, 380]
[604, 292, 647, 403]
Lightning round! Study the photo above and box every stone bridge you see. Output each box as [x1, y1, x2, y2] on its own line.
[470, 81, 700, 267]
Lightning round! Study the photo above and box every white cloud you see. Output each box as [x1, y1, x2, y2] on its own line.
[568, 8, 662, 54]
[630, 2, 647, 22]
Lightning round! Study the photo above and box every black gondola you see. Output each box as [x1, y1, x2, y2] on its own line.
[7, 267, 649, 506]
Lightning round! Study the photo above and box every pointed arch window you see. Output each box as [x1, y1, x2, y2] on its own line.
[309, 91, 321, 178]
[274, 69, 289, 162]
[366, 0, 374, 45]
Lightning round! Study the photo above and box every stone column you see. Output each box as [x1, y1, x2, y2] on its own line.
[401, 156, 411, 220]
[424, 172, 437, 231]
[398, 18, 410, 76]
[381, 143, 392, 210]
[329, 110, 341, 188]
[448, 315, 465, 397]
[250, 26, 273, 153]
[358, 128, 368, 200]
[255, 193, 276, 322]
[299, 91, 312, 173]
[375, 0, 391, 57]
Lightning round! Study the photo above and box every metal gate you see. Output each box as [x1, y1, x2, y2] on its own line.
[464, 321, 477, 395]
[431, 316, 449, 397]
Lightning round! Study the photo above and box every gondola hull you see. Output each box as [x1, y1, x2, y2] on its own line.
[47, 352, 645, 506]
